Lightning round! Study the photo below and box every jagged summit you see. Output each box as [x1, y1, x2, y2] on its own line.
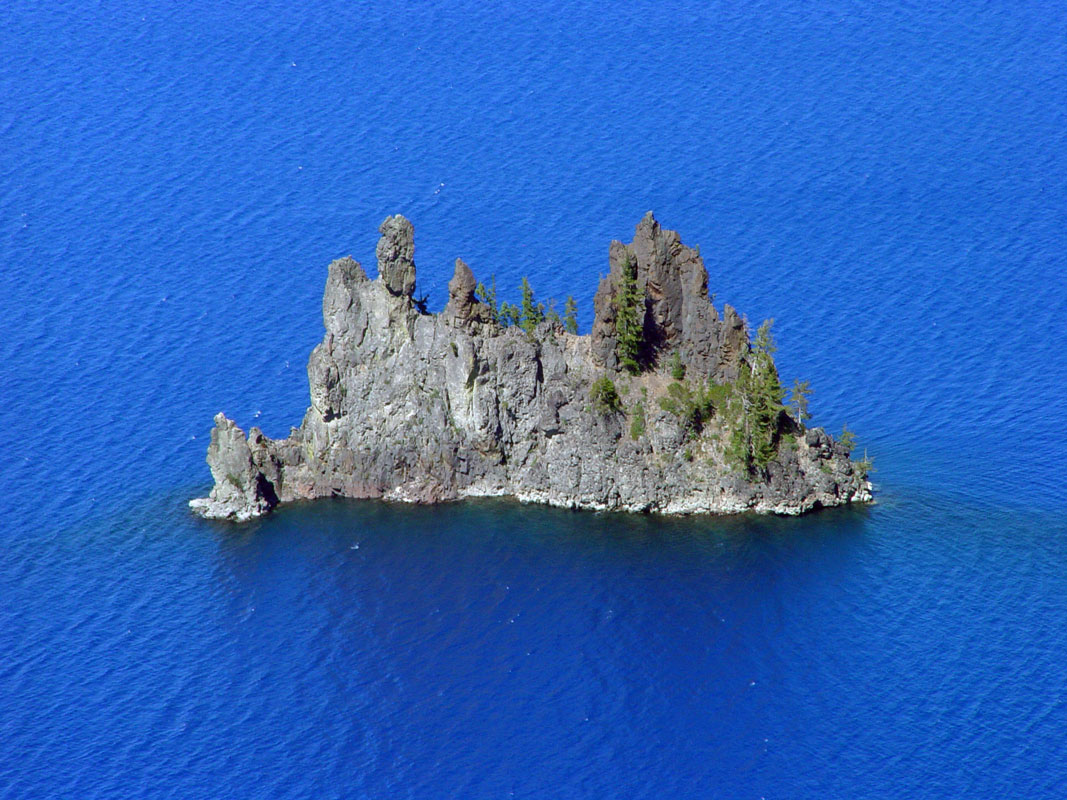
[592, 211, 747, 380]
[190, 213, 871, 522]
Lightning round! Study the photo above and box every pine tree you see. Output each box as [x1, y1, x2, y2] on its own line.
[753, 318, 776, 355]
[614, 255, 643, 374]
[499, 302, 520, 327]
[519, 277, 543, 334]
[724, 320, 786, 473]
[720, 358, 752, 472]
[475, 275, 499, 323]
[789, 378, 812, 425]
[750, 320, 785, 468]
[839, 424, 857, 452]
[563, 296, 578, 334]
[545, 299, 562, 328]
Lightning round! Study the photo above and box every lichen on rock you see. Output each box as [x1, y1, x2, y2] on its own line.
[190, 213, 873, 522]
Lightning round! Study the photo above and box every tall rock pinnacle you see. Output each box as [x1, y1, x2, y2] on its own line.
[376, 214, 417, 297]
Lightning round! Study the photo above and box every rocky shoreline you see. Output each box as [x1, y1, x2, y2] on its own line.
[191, 213, 872, 522]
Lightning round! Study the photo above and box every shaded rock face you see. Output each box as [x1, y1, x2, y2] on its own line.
[191, 214, 873, 522]
[593, 212, 726, 378]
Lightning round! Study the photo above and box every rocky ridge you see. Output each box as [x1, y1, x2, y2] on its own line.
[190, 213, 872, 522]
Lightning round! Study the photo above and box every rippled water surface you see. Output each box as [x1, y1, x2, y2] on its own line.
[2, 1, 1065, 797]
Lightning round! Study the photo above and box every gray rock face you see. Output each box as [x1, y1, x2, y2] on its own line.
[188, 413, 279, 521]
[191, 214, 873, 522]
[376, 214, 416, 297]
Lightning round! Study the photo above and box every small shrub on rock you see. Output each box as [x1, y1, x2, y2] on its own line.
[590, 376, 622, 414]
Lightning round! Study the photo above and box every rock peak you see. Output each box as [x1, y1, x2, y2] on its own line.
[376, 214, 416, 297]
[592, 213, 719, 375]
[445, 258, 484, 325]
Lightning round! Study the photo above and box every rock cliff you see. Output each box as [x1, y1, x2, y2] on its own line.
[190, 213, 872, 522]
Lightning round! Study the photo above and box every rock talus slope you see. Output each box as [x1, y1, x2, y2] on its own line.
[191, 213, 872, 522]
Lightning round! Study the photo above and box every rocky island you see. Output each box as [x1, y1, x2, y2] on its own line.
[191, 213, 872, 522]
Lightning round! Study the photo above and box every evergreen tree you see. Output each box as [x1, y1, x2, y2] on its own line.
[519, 277, 543, 334]
[499, 302, 520, 328]
[789, 378, 812, 424]
[563, 296, 578, 334]
[545, 299, 562, 328]
[614, 255, 643, 374]
[839, 423, 857, 452]
[475, 275, 499, 323]
[725, 361, 755, 473]
[753, 317, 777, 356]
[854, 448, 874, 480]
[750, 319, 785, 467]
[725, 320, 786, 473]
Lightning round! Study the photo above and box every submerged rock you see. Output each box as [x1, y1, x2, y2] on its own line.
[191, 214, 873, 522]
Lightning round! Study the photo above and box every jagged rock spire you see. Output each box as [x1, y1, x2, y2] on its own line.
[376, 214, 416, 297]
[592, 211, 727, 377]
[445, 258, 478, 323]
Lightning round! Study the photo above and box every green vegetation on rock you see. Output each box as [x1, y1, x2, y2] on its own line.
[720, 319, 786, 474]
[563, 296, 578, 334]
[629, 402, 646, 439]
[669, 351, 686, 380]
[519, 277, 545, 334]
[658, 379, 715, 439]
[590, 376, 622, 414]
[475, 275, 499, 323]
[614, 254, 644, 374]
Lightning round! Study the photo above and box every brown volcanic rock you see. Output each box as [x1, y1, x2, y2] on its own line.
[444, 258, 492, 326]
[593, 212, 730, 378]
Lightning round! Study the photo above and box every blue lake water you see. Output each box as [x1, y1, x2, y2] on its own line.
[2, 1, 1065, 796]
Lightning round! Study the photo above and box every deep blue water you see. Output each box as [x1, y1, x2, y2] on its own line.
[2, 1, 1066, 797]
